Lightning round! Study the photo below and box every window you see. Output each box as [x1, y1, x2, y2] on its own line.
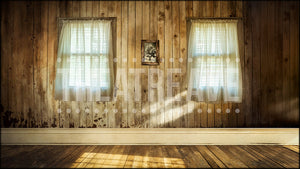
[187, 19, 242, 102]
[55, 19, 115, 101]
[69, 26, 109, 88]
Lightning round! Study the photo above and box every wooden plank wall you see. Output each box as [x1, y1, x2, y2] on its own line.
[1, 0, 299, 128]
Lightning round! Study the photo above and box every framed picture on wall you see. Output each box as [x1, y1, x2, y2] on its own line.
[141, 40, 160, 65]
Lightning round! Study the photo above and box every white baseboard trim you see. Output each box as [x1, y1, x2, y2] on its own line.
[1, 128, 299, 145]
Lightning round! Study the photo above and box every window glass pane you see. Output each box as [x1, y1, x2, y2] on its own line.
[193, 58, 224, 88]
[193, 27, 226, 56]
[68, 22, 110, 88]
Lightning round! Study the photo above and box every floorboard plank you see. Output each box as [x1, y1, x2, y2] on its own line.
[283, 145, 299, 153]
[207, 145, 248, 168]
[69, 145, 97, 168]
[1, 145, 44, 168]
[267, 145, 299, 162]
[195, 145, 226, 168]
[54, 146, 91, 168]
[0, 145, 38, 159]
[161, 145, 175, 168]
[76, 146, 99, 168]
[224, 145, 276, 168]
[48, 145, 80, 168]
[1, 145, 299, 168]
[124, 145, 148, 168]
[148, 145, 165, 168]
[239, 145, 284, 168]
[31, 145, 71, 168]
[99, 145, 129, 168]
[86, 145, 113, 168]
[177, 145, 210, 168]
[247, 145, 299, 168]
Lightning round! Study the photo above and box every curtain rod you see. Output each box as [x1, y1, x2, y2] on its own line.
[186, 17, 243, 21]
[58, 17, 117, 21]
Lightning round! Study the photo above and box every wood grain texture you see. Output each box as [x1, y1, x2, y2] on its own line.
[157, 0, 165, 128]
[164, 0, 172, 128]
[179, 1, 188, 128]
[141, 1, 150, 128]
[115, 0, 124, 128]
[127, 1, 135, 128]
[1, 1, 299, 128]
[134, 1, 143, 128]
[1, 145, 298, 168]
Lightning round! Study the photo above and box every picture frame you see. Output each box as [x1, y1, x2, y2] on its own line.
[141, 40, 160, 65]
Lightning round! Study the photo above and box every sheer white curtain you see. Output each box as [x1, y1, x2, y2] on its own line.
[187, 20, 242, 102]
[55, 20, 114, 101]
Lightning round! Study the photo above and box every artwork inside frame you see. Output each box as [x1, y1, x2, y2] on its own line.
[141, 40, 160, 65]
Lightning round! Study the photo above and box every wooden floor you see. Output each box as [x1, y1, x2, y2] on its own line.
[1, 145, 299, 168]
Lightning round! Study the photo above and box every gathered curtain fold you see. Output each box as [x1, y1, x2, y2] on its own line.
[54, 20, 114, 101]
[187, 20, 242, 103]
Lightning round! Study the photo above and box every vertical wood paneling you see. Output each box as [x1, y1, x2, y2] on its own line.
[157, 0, 165, 128]
[33, 1, 42, 127]
[120, 0, 128, 128]
[142, 1, 150, 128]
[172, 1, 180, 127]
[179, 0, 188, 128]
[99, 1, 106, 17]
[12, 2, 25, 126]
[72, 0, 79, 17]
[40, 1, 49, 127]
[114, 0, 123, 128]
[17, 1, 30, 126]
[149, 0, 158, 128]
[205, 1, 214, 17]
[107, 0, 117, 128]
[24, 1, 34, 127]
[79, 1, 87, 17]
[250, 1, 260, 127]
[1, 1, 299, 128]
[86, 1, 92, 17]
[192, 1, 199, 18]
[1, 1, 13, 126]
[185, 1, 195, 128]
[59, 1, 68, 129]
[134, 1, 143, 128]
[237, 13, 245, 127]
[0, 1, 7, 124]
[237, 18, 245, 127]
[260, 1, 269, 127]
[266, 1, 276, 127]
[281, 1, 290, 127]
[192, 0, 202, 128]
[213, 1, 222, 128]
[213, 1, 221, 17]
[164, 1, 172, 127]
[274, 1, 283, 127]
[48, 1, 59, 128]
[289, 1, 299, 126]
[128, 1, 135, 128]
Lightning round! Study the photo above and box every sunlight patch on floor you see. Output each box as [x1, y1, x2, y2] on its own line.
[70, 152, 185, 168]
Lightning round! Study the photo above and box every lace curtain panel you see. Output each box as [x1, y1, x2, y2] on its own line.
[55, 20, 114, 101]
[187, 20, 243, 102]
